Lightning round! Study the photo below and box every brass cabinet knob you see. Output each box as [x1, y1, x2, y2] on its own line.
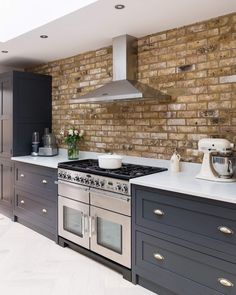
[20, 174, 25, 178]
[153, 253, 165, 261]
[42, 208, 47, 213]
[153, 209, 165, 216]
[42, 179, 47, 184]
[20, 200, 25, 204]
[218, 226, 234, 235]
[218, 278, 234, 288]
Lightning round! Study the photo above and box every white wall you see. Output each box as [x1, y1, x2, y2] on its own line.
[0, 65, 23, 73]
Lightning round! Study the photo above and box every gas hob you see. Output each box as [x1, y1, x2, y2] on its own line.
[58, 159, 167, 180]
[58, 159, 167, 195]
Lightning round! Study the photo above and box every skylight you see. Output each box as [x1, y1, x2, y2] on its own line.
[0, 0, 98, 42]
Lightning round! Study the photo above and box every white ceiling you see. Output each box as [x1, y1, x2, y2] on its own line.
[0, 0, 236, 68]
[0, 0, 98, 42]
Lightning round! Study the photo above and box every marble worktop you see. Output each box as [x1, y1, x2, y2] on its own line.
[130, 162, 236, 204]
[11, 149, 70, 169]
[12, 150, 236, 204]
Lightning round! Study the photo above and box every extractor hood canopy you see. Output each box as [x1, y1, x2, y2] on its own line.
[75, 35, 171, 103]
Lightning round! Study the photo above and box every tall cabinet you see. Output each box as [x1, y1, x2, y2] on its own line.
[0, 71, 52, 218]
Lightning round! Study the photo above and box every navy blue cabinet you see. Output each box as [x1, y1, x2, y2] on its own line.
[14, 162, 58, 241]
[132, 185, 236, 295]
[0, 71, 52, 217]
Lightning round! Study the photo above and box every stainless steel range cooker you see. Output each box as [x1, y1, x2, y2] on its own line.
[57, 159, 167, 272]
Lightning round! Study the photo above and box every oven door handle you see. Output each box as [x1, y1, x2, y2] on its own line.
[84, 214, 89, 235]
[89, 215, 96, 238]
[89, 216, 92, 238]
[81, 213, 85, 237]
[58, 180, 89, 191]
[90, 188, 130, 202]
[92, 215, 96, 235]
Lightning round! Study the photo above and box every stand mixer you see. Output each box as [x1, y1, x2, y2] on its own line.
[196, 138, 236, 182]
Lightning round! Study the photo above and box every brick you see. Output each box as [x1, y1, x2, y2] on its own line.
[197, 61, 218, 70]
[187, 102, 207, 110]
[177, 111, 197, 118]
[208, 101, 231, 109]
[220, 75, 236, 83]
[208, 84, 232, 93]
[150, 34, 167, 43]
[167, 119, 185, 126]
[219, 58, 236, 67]
[187, 39, 207, 49]
[168, 104, 186, 111]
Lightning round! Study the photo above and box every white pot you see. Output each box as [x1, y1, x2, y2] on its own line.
[98, 154, 123, 169]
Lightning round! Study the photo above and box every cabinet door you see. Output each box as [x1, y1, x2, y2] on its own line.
[0, 158, 13, 216]
[0, 78, 13, 158]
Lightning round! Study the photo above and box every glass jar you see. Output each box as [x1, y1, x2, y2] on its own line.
[67, 142, 79, 160]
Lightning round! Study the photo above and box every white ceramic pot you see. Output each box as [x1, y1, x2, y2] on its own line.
[98, 154, 123, 169]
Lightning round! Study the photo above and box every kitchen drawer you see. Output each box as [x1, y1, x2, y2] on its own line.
[134, 186, 236, 256]
[15, 162, 57, 194]
[14, 188, 56, 231]
[135, 231, 236, 295]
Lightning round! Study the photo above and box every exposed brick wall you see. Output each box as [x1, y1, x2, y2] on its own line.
[27, 13, 236, 162]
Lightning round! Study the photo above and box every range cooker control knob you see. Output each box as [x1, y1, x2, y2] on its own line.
[84, 177, 89, 184]
[100, 180, 105, 188]
[95, 180, 100, 187]
[67, 174, 71, 180]
[58, 171, 62, 178]
[74, 175, 79, 182]
[121, 184, 128, 194]
[79, 177, 85, 183]
[116, 184, 122, 191]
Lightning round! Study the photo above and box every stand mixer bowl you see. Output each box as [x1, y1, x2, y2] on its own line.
[212, 155, 236, 179]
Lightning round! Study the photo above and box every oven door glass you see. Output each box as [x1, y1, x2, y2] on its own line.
[90, 206, 131, 268]
[64, 206, 83, 236]
[58, 196, 89, 249]
[97, 217, 122, 253]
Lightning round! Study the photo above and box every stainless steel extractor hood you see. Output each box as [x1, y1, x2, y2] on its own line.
[75, 35, 171, 103]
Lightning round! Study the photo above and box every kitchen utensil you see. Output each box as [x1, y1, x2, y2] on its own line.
[38, 128, 58, 157]
[212, 155, 236, 179]
[31, 131, 40, 156]
[98, 154, 123, 169]
[196, 138, 236, 182]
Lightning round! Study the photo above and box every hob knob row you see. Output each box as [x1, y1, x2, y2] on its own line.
[116, 184, 128, 193]
[58, 171, 71, 180]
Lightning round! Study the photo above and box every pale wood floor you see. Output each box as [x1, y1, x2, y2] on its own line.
[0, 214, 154, 295]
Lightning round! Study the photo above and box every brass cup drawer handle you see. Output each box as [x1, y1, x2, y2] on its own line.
[20, 174, 25, 178]
[153, 253, 165, 261]
[153, 209, 165, 216]
[42, 208, 47, 213]
[42, 179, 47, 184]
[218, 278, 234, 288]
[218, 226, 234, 235]
[20, 200, 25, 204]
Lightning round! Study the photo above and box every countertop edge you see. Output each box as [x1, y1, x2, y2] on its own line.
[130, 179, 236, 204]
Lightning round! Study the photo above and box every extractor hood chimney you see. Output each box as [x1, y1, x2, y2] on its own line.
[74, 35, 171, 103]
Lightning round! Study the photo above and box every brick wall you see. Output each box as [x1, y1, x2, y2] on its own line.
[27, 13, 236, 162]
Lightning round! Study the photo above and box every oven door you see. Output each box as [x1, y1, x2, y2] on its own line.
[90, 205, 131, 268]
[58, 196, 90, 249]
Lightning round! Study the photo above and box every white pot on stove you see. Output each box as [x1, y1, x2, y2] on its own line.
[98, 154, 123, 169]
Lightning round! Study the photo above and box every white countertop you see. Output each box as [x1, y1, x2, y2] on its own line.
[12, 150, 236, 204]
[11, 149, 69, 169]
[130, 162, 236, 204]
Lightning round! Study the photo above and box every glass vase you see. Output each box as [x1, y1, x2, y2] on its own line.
[67, 142, 79, 160]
